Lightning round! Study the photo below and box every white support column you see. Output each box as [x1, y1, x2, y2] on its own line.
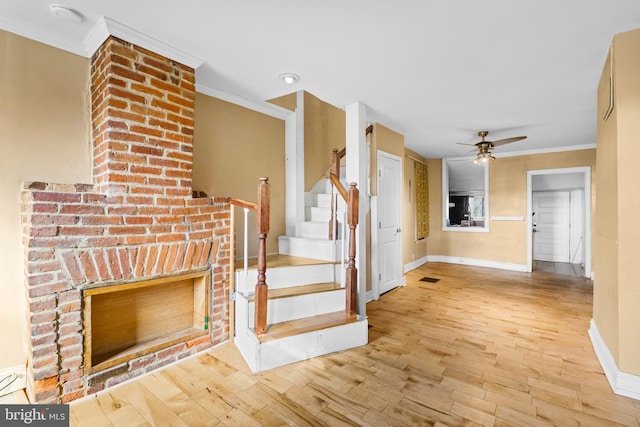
[345, 102, 368, 318]
[285, 91, 305, 237]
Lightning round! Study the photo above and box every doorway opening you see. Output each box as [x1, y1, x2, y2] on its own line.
[527, 167, 591, 278]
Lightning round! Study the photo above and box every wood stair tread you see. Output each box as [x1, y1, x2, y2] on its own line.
[255, 311, 358, 343]
[247, 282, 342, 301]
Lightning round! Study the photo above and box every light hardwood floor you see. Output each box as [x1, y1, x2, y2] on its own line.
[70, 263, 640, 426]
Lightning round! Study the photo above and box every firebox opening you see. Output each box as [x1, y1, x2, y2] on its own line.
[83, 270, 210, 373]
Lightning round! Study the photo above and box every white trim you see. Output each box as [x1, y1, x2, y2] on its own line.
[527, 166, 591, 277]
[404, 255, 428, 273]
[84, 16, 204, 68]
[346, 102, 369, 317]
[366, 290, 376, 302]
[442, 157, 490, 232]
[376, 150, 404, 298]
[495, 143, 596, 158]
[0, 16, 88, 57]
[370, 195, 380, 300]
[589, 319, 640, 400]
[426, 255, 528, 272]
[292, 91, 305, 237]
[196, 84, 291, 120]
[491, 216, 524, 221]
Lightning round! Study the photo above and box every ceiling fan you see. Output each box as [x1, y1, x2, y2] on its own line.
[458, 131, 527, 164]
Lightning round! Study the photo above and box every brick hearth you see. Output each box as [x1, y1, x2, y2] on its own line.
[21, 36, 231, 403]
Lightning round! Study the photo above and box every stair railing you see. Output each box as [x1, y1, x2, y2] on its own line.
[229, 177, 270, 335]
[328, 148, 346, 240]
[328, 158, 359, 316]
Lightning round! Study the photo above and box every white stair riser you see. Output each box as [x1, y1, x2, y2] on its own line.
[278, 236, 343, 261]
[310, 206, 331, 222]
[301, 222, 343, 240]
[305, 192, 333, 208]
[235, 263, 338, 295]
[301, 221, 329, 239]
[237, 319, 369, 372]
[311, 178, 333, 194]
[247, 289, 345, 327]
[304, 206, 344, 222]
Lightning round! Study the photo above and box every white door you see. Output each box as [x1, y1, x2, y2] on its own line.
[533, 191, 571, 262]
[378, 151, 403, 294]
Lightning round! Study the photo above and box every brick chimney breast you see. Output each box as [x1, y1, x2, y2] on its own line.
[91, 36, 195, 198]
[21, 36, 231, 404]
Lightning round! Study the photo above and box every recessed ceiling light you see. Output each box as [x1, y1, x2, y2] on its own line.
[279, 73, 300, 85]
[49, 5, 84, 23]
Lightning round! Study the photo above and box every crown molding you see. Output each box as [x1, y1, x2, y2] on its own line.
[0, 15, 87, 57]
[196, 84, 292, 120]
[494, 143, 597, 158]
[83, 16, 204, 69]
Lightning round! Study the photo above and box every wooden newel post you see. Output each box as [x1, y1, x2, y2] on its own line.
[254, 177, 270, 335]
[329, 149, 340, 240]
[330, 148, 340, 178]
[345, 182, 359, 316]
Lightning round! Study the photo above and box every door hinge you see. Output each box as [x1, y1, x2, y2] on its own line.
[379, 221, 381, 229]
[230, 291, 237, 301]
[379, 273, 382, 281]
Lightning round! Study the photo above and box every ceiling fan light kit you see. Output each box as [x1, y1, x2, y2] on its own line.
[458, 130, 527, 165]
[474, 151, 494, 164]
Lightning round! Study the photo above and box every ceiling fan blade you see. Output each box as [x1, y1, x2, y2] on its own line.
[490, 136, 527, 147]
[456, 142, 477, 146]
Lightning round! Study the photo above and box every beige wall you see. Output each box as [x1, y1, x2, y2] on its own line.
[427, 150, 596, 265]
[0, 31, 92, 368]
[371, 123, 405, 196]
[193, 94, 286, 257]
[594, 27, 640, 375]
[303, 92, 346, 191]
[403, 149, 428, 266]
[268, 92, 297, 112]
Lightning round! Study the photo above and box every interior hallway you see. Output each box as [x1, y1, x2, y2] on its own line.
[69, 263, 640, 426]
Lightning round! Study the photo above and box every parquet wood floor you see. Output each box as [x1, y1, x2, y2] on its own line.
[70, 262, 640, 426]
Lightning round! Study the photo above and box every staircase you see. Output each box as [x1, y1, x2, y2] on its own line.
[278, 175, 345, 261]
[233, 172, 368, 372]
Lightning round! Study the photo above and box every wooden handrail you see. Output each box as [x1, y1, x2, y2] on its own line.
[229, 198, 258, 211]
[254, 177, 270, 335]
[329, 173, 348, 201]
[329, 148, 347, 240]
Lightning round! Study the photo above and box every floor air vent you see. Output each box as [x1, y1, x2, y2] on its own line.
[419, 277, 440, 283]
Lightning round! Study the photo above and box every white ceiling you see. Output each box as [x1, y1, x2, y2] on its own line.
[2, 1, 640, 158]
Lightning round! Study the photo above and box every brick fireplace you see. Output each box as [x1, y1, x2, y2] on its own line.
[21, 36, 231, 403]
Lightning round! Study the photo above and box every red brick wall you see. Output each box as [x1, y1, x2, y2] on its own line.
[21, 36, 231, 403]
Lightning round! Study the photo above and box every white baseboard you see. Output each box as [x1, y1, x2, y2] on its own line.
[366, 290, 376, 302]
[589, 319, 640, 400]
[404, 256, 429, 273]
[0, 364, 26, 398]
[426, 255, 528, 272]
